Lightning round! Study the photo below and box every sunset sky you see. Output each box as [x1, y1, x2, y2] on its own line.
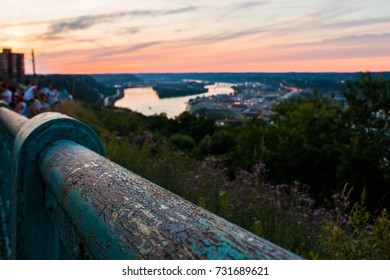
[1, 0, 390, 74]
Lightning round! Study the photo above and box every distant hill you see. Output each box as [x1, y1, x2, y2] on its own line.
[91, 73, 142, 88]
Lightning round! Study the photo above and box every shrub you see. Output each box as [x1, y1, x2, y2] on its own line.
[170, 133, 196, 151]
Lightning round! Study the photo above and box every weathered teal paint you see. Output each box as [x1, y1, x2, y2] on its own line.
[0, 196, 11, 258]
[0, 104, 18, 259]
[0, 104, 303, 260]
[40, 140, 302, 260]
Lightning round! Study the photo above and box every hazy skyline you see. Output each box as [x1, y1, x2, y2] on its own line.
[1, 0, 390, 74]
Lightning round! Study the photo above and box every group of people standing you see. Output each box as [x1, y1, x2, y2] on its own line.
[0, 80, 66, 118]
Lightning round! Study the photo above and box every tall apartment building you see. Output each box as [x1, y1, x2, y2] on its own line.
[0, 48, 25, 82]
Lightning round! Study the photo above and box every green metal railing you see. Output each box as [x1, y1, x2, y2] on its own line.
[0, 102, 302, 260]
[0, 102, 15, 258]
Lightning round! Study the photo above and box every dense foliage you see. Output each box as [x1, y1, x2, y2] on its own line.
[60, 73, 390, 259]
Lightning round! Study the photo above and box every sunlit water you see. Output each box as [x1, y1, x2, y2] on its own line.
[114, 83, 234, 118]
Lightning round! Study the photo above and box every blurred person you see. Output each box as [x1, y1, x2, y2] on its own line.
[14, 100, 28, 117]
[27, 84, 44, 117]
[24, 82, 42, 104]
[40, 92, 51, 113]
[42, 84, 49, 95]
[11, 84, 26, 108]
[48, 83, 60, 110]
[67, 92, 74, 101]
[12, 85, 28, 117]
[0, 81, 12, 105]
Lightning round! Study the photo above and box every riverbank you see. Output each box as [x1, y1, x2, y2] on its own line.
[104, 88, 124, 107]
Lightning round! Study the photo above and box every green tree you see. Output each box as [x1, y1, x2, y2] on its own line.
[199, 130, 236, 155]
[170, 133, 196, 151]
[265, 93, 344, 200]
[231, 119, 267, 171]
[265, 73, 390, 208]
[338, 73, 390, 208]
[173, 112, 215, 142]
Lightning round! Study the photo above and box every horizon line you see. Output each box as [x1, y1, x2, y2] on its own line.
[24, 70, 390, 76]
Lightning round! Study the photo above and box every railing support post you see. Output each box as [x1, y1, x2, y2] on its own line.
[10, 112, 105, 259]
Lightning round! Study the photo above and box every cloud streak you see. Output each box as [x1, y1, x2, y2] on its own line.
[323, 16, 390, 29]
[0, 20, 49, 28]
[46, 7, 198, 35]
[234, 1, 268, 9]
[90, 41, 163, 59]
[166, 27, 268, 48]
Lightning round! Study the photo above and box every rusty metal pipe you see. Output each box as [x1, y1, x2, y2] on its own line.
[39, 139, 302, 260]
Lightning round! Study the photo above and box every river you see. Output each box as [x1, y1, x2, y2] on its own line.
[114, 83, 234, 118]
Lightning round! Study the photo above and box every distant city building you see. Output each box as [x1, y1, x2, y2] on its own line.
[0, 48, 25, 81]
